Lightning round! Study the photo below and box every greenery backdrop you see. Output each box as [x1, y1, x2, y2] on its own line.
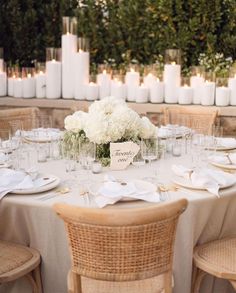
[0, 0, 235, 68]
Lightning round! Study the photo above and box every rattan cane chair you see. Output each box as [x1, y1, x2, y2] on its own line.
[163, 107, 218, 135]
[0, 240, 42, 292]
[0, 107, 39, 137]
[192, 237, 236, 293]
[54, 199, 188, 293]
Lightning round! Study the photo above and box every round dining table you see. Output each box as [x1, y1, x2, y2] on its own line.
[0, 154, 236, 293]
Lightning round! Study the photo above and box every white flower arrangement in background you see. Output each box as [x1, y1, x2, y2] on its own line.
[63, 96, 156, 165]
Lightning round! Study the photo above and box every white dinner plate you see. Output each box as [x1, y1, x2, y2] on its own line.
[210, 161, 236, 171]
[172, 176, 234, 191]
[11, 174, 60, 194]
[207, 146, 236, 151]
[89, 179, 156, 201]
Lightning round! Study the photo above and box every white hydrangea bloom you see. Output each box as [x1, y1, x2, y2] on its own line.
[64, 111, 87, 131]
[139, 116, 157, 139]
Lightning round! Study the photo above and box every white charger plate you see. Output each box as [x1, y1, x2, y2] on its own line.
[210, 161, 236, 170]
[11, 174, 60, 194]
[172, 175, 235, 191]
[89, 179, 156, 201]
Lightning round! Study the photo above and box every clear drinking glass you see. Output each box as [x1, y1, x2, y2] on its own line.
[141, 138, 158, 164]
[79, 140, 96, 170]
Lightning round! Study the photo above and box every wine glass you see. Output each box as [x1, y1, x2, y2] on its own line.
[141, 138, 158, 164]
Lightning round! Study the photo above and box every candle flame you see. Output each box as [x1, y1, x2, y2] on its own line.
[27, 73, 31, 78]
[147, 73, 153, 77]
[66, 32, 70, 35]
[13, 75, 16, 78]
[103, 69, 107, 74]
[183, 84, 189, 88]
[197, 73, 200, 77]
[52, 59, 56, 62]
[117, 81, 122, 85]
[79, 49, 84, 53]
[130, 68, 135, 72]
[18, 78, 21, 81]
[234, 74, 236, 78]
[156, 77, 160, 82]
[171, 61, 176, 65]
[39, 71, 43, 75]
[89, 82, 95, 85]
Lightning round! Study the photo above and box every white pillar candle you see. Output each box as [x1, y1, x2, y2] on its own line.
[110, 79, 126, 100]
[190, 74, 204, 104]
[8, 77, 15, 96]
[62, 33, 77, 99]
[97, 70, 111, 99]
[178, 85, 193, 104]
[23, 74, 35, 98]
[201, 81, 215, 106]
[215, 86, 230, 106]
[85, 82, 99, 101]
[0, 71, 7, 96]
[74, 50, 89, 100]
[125, 69, 140, 102]
[13, 78, 23, 98]
[35, 71, 46, 98]
[143, 73, 156, 88]
[229, 76, 236, 106]
[0, 59, 3, 72]
[150, 79, 164, 103]
[163, 63, 181, 103]
[46, 60, 62, 99]
[136, 84, 149, 103]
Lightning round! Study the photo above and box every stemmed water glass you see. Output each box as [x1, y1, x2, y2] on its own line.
[79, 140, 96, 170]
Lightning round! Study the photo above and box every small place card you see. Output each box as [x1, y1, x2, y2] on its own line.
[110, 141, 140, 170]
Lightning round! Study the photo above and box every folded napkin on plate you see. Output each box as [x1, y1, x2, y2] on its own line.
[0, 168, 55, 200]
[209, 153, 236, 165]
[216, 138, 236, 148]
[91, 175, 160, 208]
[172, 164, 236, 196]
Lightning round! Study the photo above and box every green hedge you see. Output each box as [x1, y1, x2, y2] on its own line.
[0, 0, 235, 68]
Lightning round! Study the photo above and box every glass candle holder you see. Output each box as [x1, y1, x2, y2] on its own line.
[205, 71, 216, 82]
[22, 67, 35, 78]
[62, 16, 77, 35]
[35, 62, 45, 74]
[165, 49, 181, 65]
[77, 37, 89, 52]
[126, 63, 140, 73]
[97, 64, 112, 75]
[191, 66, 205, 78]
[46, 48, 62, 62]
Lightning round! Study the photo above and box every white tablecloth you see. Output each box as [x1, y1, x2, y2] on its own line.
[0, 155, 236, 293]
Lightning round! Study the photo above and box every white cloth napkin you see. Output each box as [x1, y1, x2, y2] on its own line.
[172, 164, 236, 196]
[209, 153, 236, 165]
[0, 168, 56, 200]
[90, 175, 160, 208]
[216, 138, 236, 148]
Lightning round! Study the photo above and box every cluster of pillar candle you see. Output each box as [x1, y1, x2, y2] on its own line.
[1, 36, 236, 106]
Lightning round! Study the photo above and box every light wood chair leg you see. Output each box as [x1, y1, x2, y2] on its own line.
[164, 271, 172, 293]
[230, 280, 236, 290]
[71, 271, 82, 293]
[192, 269, 207, 293]
[33, 266, 43, 293]
[24, 273, 38, 292]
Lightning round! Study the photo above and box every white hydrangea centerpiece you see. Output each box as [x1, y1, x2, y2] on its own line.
[63, 97, 156, 166]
